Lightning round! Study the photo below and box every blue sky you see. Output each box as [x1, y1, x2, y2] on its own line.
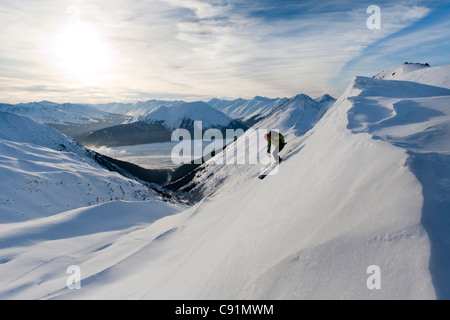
[0, 0, 449, 104]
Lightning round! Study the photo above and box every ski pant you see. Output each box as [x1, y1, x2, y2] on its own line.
[272, 142, 286, 162]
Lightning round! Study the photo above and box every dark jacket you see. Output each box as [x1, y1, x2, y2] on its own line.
[267, 131, 285, 153]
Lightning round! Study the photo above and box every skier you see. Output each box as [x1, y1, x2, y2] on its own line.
[264, 131, 286, 163]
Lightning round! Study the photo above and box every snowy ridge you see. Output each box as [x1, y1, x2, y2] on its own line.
[208, 96, 289, 124]
[81, 101, 246, 147]
[314, 94, 336, 110]
[0, 111, 86, 154]
[139, 101, 235, 130]
[124, 100, 237, 130]
[373, 63, 450, 89]
[258, 93, 331, 135]
[168, 93, 334, 204]
[0, 112, 156, 222]
[391, 64, 450, 89]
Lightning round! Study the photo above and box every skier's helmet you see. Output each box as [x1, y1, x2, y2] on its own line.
[264, 133, 269, 141]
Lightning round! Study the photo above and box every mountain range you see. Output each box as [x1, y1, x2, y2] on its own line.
[0, 93, 335, 148]
[80, 95, 335, 147]
[80, 101, 249, 147]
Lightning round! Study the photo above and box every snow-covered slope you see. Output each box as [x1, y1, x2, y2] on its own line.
[0, 112, 156, 222]
[82, 101, 247, 147]
[391, 64, 450, 89]
[0, 200, 186, 299]
[1, 64, 450, 300]
[258, 94, 331, 136]
[0, 101, 129, 141]
[0, 111, 86, 154]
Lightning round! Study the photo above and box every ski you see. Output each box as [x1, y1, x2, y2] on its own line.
[258, 148, 292, 180]
[258, 162, 280, 179]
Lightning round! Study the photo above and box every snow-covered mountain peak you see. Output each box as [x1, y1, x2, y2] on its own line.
[0, 112, 157, 222]
[315, 94, 335, 103]
[158, 63, 450, 300]
[288, 93, 316, 104]
[351, 75, 450, 98]
[140, 101, 236, 130]
[373, 62, 430, 80]
[254, 92, 329, 137]
[208, 96, 289, 125]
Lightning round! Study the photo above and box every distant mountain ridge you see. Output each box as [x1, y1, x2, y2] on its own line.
[133, 101, 235, 129]
[314, 94, 336, 110]
[0, 93, 335, 148]
[208, 96, 289, 126]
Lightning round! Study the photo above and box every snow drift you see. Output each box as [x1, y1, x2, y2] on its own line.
[0, 100, 120, 125]
[139, 101, 238, 130]
[208, 96, 289, 125]
[374, 62, 450, 89]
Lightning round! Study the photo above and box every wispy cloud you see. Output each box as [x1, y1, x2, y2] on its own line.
[0, 0, 445, 104]
[335, 4, 449, 87]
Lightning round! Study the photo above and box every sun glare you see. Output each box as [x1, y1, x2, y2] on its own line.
[53, 21, 112, 84]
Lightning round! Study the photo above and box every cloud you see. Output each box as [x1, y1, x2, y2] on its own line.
[334, 4, 448, 89]
[162, 0, 226, 19]
[0, 0, 441, 104]
[400, 5, 431, 20]
[152, 2, 434, 96]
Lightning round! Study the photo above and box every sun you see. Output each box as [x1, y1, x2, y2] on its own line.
[53, 20, 112, 84]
